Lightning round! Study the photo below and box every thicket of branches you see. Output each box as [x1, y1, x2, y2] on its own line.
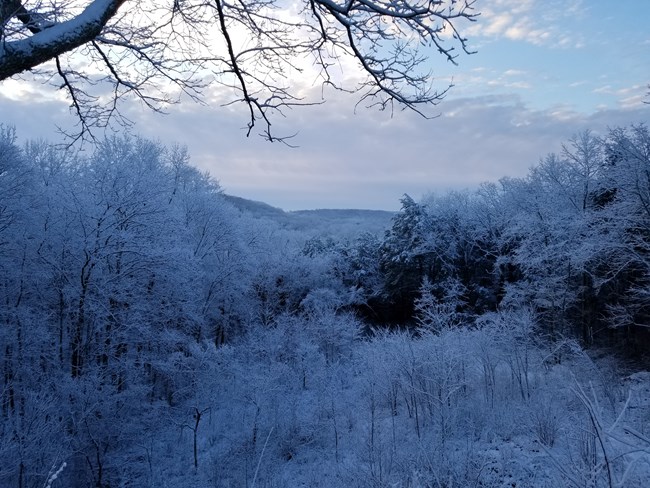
[0, 0, 477, 141]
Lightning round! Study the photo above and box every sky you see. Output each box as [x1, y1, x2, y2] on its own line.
[1, 0, 649, 211]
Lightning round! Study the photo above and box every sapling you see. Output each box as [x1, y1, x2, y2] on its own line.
[44, 462, 66, 488]
[182, 406, 211, 470]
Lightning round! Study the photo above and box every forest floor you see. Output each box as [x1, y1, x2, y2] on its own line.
[178, 320, 650, 488]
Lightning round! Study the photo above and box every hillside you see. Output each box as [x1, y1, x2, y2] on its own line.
[223, 193, 395, 236]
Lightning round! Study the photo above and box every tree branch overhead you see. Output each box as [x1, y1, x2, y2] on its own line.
[0, 0, 477, 140]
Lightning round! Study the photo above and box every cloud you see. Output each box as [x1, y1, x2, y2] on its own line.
[504, 69, 527, 77]
[593, 85, 613, 94]
[487, 79, 531, 90]
[619, 94, 646, 110]
[1, 76, 67, 104]
[590, 84, 648, 109]
[467, 0, 585, 48]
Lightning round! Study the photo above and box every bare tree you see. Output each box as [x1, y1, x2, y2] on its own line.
[0, 0, 477, 141]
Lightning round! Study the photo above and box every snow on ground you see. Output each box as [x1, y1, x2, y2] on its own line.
[173, 317, 650, 487]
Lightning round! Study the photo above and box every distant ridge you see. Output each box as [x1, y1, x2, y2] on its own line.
[222, 194, 287, 218]
[291, 208, 395, 218]
[222, 194, 395, 236]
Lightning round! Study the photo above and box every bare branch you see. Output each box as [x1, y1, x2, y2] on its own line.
[0, 0, 478, 141]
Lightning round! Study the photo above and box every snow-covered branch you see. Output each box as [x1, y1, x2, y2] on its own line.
[0, 0, 126, 79]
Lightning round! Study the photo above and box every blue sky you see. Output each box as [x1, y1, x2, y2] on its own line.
[1, 0, 649, 210]
[453, 0, 649, 113]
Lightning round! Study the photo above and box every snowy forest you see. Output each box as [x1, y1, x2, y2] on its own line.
[2, 123, 650, 488]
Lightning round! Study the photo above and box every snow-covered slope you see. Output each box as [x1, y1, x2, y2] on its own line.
[223, 193, 395, 236]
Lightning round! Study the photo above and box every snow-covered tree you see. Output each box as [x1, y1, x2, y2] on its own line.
[415, 276, 467, 332]
[379, 194, 430, 316]
[498, 142, 604, 343]
[589, 125, 650, 342]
